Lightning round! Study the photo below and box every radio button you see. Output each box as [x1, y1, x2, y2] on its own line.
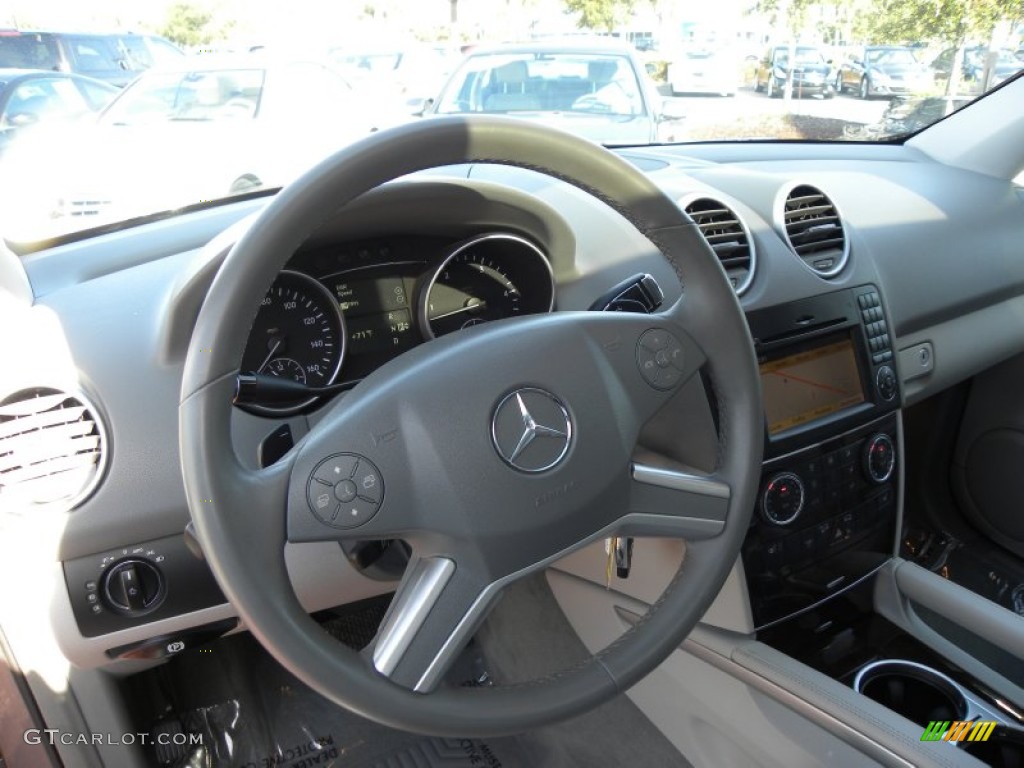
[876, 365, 897, 401]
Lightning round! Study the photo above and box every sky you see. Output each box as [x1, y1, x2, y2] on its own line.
[1, 0, 756, 51]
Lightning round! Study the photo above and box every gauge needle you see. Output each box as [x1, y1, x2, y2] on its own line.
[256, 337, 283, 373]
[431, 299, 487, 322]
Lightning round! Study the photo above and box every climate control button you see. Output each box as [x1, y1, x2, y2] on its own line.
[863, 433, 896, 484]
[761, 472, 805, 526]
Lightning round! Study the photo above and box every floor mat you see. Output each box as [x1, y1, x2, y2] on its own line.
[137, 579, 691, 768]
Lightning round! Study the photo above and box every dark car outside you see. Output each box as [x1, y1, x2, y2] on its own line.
[427, 39, 685, 145]
[931, 46, 1024, 91]
[0, 29, 184, 87]
[835, 46, 933, 98]
[754, 44, 834, 98]
[0, 69, 117, 155]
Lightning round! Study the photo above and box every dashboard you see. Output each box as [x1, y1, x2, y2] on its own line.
[2, 106, 1024, 676]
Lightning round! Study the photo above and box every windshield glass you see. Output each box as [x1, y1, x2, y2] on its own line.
[867, 48, 920, 66]
[776, 47, 828, 66]
[1, 1, 1021, 242]
[102, 68, 266, 124]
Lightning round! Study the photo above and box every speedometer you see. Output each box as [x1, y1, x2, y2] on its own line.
[419, 233, 555, 339]
[239, 270, 346, 415]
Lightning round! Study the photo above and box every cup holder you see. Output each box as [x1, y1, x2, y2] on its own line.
[853, 659, 968, 727]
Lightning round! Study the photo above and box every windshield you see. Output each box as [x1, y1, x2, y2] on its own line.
[1, 1, 1021, 242]
[102, 68, 266, 124]
[866, 48, 920, 66]
[775, 47, 828, 67]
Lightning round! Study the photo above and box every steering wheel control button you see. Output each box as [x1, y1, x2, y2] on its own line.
[334, 479, 358, 503]
[491, 388, 572, 473]
[307, 453, 384, 528]
[637, 328, 685, 389]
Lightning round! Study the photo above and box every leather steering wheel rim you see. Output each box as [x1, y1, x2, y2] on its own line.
[179, 115, 763, 736]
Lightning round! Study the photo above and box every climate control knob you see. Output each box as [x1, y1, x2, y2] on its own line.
[863, 433, 896, 484]
[761, 472, 805, 526]
[102, 559, 165, 616]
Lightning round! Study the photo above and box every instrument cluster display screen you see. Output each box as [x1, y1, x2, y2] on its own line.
[331, 275, 418, 356]
[760, 334, 866, 435]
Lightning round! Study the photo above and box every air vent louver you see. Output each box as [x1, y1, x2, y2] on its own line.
[0, 388, 106, 509]
[781, 184, 848, 276]
[684, 197, 755, 294]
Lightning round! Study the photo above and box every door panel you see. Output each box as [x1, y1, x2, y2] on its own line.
[952, 352, 1024, 558]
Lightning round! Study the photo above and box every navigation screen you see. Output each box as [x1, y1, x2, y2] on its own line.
[760, 336, 865, 435]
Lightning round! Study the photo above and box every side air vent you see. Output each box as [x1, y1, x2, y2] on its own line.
[684, 197, 755, 294]
[779, 184, 849, 277]
[0, 388, 107, 509]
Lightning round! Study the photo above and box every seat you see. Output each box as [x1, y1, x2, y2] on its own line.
[483, 61, 542, 111]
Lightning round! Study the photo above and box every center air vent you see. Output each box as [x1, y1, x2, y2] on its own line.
[684, 197, 755, 294]
[779, 184, 848, 277]
[0, 388, 107, 510]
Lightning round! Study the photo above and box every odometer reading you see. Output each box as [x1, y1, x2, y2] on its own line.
[240, 270, 346, 413]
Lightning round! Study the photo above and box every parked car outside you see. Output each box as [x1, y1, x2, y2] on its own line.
[330, 45, 463, 114]
[427, 39, 685, 144]
[0, 29, 184, 87]
[932, 46, 1024, 91]
[0, 69, 117, 155]
[835, 46, 934, 98]
[667, 46, 739, 96]
[754, 44, 835, 98]
[0, 56, 406, 238]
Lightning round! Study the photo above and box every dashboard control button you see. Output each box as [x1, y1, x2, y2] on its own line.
[761, 472, 805, 526]
[875, 365, 897, 401]
[307, 453, 384, 529]
[102, 559, 165, 616]
[863, 434, 896, 484]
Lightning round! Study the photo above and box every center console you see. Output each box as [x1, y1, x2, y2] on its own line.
[743, 284, 901, 628]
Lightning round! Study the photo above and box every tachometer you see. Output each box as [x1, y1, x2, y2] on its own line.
[419, 233, 555, 339]
[239, 270, 346, 415]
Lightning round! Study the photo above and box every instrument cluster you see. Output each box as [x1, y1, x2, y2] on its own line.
[238, 232, 555, 415]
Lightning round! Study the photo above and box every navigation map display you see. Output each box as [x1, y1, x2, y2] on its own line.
[760, 336, 866, 435]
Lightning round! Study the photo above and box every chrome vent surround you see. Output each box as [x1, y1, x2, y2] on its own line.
[779, 184, 849, 277]
[0, 388, 107, 510]
[683, 197, 755, 294]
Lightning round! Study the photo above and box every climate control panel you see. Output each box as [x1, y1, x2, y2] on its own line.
[743, 415, 899, 628]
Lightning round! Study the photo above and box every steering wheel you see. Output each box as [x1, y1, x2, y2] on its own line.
[180, 116, 763, 736]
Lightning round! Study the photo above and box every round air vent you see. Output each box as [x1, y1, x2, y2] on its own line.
[0, 387, 107, 510]
[683, 197, 755, 295]
[778, 184, 849, 277]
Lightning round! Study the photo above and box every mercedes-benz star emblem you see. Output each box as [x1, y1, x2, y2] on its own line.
[491, 388, 572, 473]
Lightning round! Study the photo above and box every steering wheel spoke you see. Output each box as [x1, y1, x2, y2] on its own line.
[368, 550, 504, 692]
[622, 451, 731, 539]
